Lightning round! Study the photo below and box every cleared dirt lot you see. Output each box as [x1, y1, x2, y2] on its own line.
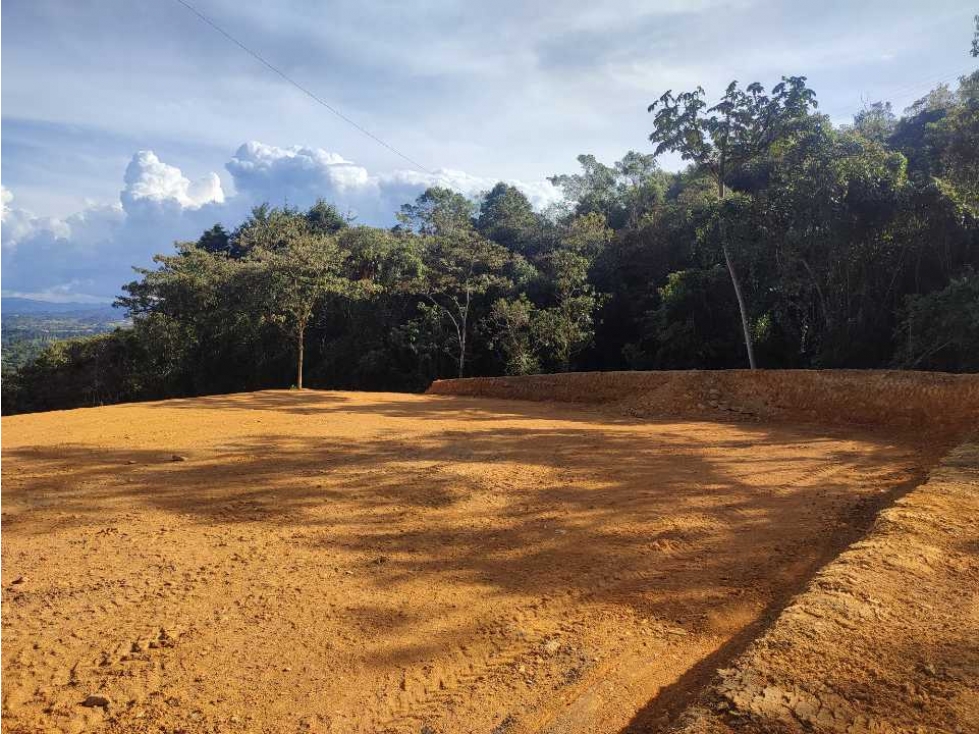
[0, 390, 945, 733]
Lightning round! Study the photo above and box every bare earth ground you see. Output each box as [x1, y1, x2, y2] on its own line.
[0, 390, 947, 733]
[671, 439, 979, 734]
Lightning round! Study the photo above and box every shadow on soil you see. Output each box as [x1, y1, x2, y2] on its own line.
[140, 388, 664, 425]
[613, 470, 926, 734]
[2, 391, 940, 730]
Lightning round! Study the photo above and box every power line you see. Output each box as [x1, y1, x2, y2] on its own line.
[698, 66, 974, 122]
[820, 66, 976, 120]
[171, 0, 436, 174]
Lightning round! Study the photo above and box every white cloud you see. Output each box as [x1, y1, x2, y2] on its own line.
[2, 152, 231, 301]
[121, 151, 225, 211]
[225, 140, 562, 223]
[1, 186, 75, 250]
[2, 143, 564, 302]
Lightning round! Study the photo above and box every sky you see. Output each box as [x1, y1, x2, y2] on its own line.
[2, 0, 977, 302]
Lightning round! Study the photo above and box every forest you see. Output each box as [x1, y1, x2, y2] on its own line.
[3, 65, 978, 415]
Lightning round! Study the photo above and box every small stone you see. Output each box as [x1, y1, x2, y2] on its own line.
[171, 454, 187, 462]
[10, 575, 25, 585]
[542, 639, 562, 655]
[82, 694, 110, 709]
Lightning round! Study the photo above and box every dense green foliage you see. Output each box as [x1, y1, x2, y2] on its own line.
[4, 68, 978, 415]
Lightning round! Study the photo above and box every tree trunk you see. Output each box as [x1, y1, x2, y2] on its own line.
[458, 328, 466, 378]
[458, 292, 470, 378]
[800, 257, 832, 330]
[718, 180, 757, 369]
[721, 242, 757, 369]
[296, 322, 305, 390]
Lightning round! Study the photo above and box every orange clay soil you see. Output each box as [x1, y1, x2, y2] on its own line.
[667, 439, 979, 734]
[0, 390, 946, 734]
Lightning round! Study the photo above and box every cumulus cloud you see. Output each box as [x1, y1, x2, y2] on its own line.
[225, 141, 562, 223]
[1, 186, 75, 249]
[122, 151, 225, 212]
[2, 153, 226, 301]
[1, 188, 124, 301]
[2, 143, 563, 302]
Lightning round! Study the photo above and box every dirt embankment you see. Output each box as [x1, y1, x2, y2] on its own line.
[428, 370, 979, 437]
[665, 438, 979, 734]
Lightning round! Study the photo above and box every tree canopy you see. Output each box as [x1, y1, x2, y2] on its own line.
[5, 63, 979, 415]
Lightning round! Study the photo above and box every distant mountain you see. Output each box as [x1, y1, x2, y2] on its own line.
[2, 297, 118, 317]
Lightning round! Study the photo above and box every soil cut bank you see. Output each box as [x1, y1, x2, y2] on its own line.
[427, 369, 979, 436]
[1, 378, 973, 733]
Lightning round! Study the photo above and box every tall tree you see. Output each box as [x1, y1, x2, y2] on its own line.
[548, 154, 620, 221]
[306, 198, 350, 234]
[415, 227, 510, 378]
[533, 248, 603, 372]
[477, 183, 536, 253]
[398, 187, 475, 236]
[251, 232, 350, 389]
[548, 152, 665, 227]
[648, 77, 818, 368]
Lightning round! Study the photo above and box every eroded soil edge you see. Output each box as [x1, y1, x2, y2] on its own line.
[661, 438, 979, 734]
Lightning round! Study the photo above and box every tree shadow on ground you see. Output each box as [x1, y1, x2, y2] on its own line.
[1, 401, 937, 730]
[143, 388, 667, 426]
[3, 416, 929, 607]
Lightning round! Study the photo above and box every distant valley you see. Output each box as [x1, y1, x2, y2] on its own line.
[1, 298, 129, 371]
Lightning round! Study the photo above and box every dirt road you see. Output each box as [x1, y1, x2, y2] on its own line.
[1, 390, 940, 733]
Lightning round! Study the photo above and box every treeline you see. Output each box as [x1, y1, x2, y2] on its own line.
[4, 70, 978, 415]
